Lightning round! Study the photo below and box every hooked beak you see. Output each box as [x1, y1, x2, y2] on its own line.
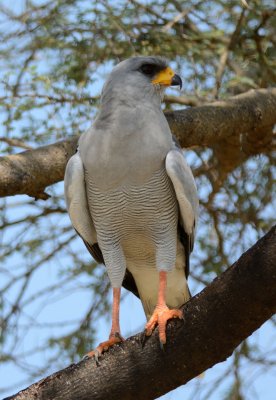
[152, 67, 182, 89]
[171, 74, 182, 90]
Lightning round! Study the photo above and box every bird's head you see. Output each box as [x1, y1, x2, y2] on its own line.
[101, 56, 182, 106]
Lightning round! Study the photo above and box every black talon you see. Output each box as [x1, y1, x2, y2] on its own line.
[140, 331, 149, 348]
[94, 350, 101, 365]
[159, 340, 166, 351]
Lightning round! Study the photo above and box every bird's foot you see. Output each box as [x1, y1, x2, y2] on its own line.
[84, 332, 124, 363]
[145, 306, 183, 345]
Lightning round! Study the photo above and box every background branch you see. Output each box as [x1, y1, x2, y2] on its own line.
[0, 138, 78, 199]
[0, 88, 275, 199]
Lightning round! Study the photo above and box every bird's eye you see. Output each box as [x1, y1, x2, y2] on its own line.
[139, 63, 156, 76]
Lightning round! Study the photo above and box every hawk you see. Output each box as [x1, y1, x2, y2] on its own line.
[64, 56, 198, 359]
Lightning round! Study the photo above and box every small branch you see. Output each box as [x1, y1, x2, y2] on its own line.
[214, 8, 246, 98]
[0, 137, 33, 150]
[0, 94, 100, 105]
[161, 9, 190, 32]
[5, 226, 276, 400]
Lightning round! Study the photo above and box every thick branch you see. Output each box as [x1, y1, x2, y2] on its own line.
[6, 226, 276, 400]
[0, 137, 78, 199]
[164, 94, 201, 106]
[166, 88, 275, 149]
[0, 88, 275, 199]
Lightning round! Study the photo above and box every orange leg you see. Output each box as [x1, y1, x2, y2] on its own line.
[86, 287, 124, 361]
[145, 271, 183, 344]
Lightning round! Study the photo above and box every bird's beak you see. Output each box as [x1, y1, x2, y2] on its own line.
[152, 67, 182, 89]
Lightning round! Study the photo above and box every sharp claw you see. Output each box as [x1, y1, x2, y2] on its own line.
[83, 335, 123, 364]
[159, 340, 165, 351]
[94, 349, 100, 365]
[114, 332, 122, 340]
[145, 307, 183, 347]
[82, 348, 101, 365]
[140, 332, 146, 346]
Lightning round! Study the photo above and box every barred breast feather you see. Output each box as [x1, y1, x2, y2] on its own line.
[85, 166, 178, 288]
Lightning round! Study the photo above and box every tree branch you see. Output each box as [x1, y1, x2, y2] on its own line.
[166, 88, 275, 149]
[0, 137, 78, 200]
[164, 94, 201, 106]
[0, 88, 275, 199]
[5, 225, 276, 400]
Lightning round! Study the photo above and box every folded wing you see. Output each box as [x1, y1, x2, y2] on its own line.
[166, 148, 198, 276]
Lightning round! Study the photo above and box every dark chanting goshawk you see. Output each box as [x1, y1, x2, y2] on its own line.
[64, 56, 198, 359]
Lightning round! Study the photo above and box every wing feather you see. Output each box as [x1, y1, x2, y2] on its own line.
[64, 151, 97, 245]
[166, 148, 198, 276]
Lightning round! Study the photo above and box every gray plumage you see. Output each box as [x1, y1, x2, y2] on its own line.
[64, 56, 198, 319]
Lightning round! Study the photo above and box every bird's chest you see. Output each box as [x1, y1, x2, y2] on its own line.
[80, 108, 173, 190]
[85, 167, 178, 251]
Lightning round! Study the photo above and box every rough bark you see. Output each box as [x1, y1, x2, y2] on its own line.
[166, 88, 276, 149]
[5, 225, 276, 400]
[0, 88, 275, 199]
[166, 87, 276, 176]
[0, 138, 78, 200]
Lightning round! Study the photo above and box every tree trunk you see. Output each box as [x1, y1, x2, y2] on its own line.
[5, 225, 276, 400]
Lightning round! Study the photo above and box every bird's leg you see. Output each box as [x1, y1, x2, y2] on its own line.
[109, 287, 124, 341]
[85, 287, 124, 360]
[145, 271, 183, 344]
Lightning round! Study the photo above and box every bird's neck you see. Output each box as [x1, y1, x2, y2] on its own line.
[95, 91, 164, 132]
[100, 84, 163, 114]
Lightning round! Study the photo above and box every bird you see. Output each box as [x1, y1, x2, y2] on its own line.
[64, 56, 198, 360]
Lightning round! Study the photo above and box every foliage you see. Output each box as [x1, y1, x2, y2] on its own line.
[0, 0, 275, 398]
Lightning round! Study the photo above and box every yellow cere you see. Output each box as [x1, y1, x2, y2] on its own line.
[152, 67, 175, 86]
